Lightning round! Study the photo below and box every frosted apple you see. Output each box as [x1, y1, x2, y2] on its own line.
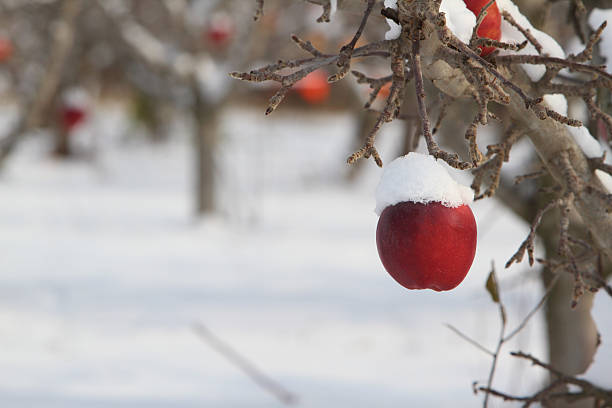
[463, 0, 501, 57]
[375, 153, 477, 291]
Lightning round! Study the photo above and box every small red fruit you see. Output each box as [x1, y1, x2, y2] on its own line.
[205, 13, 234, 48]
[377, 201, 477, 291]
[60, 88, 89, 131]
[0, 38, 13, 62]
[295, 70, 330, 104]
[62, 106, 86, 131]
[463, 0, 501, 57]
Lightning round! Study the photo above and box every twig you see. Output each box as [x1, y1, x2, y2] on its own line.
[193, 323, 298, 405]
[502, 11, 543, 54]
[506, 198, 559, 268]
[503, 274, 560, 342]
[444, 324, 495, 357]
[412, 20, 471, 169]
[254, 0, 264, 20]
[329, 0, 375, 82]
[347, 39, 410, 166]
[483, 267, 507, 408]
[469, 0, 497, 53]
[495, 54, 612, 83]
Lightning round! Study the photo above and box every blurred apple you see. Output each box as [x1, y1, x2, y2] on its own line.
[0, 38, 13, 63]
[62, 107, 86, 131]
[61, 88, 89, 131]
[205, 12, 234, 48]
[294, 70, 330, 104]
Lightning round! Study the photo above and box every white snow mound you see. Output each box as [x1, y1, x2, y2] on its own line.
[375, 153, 474, 215]
[440, 0, 476, 44]
[383, 0, 401, 40]
[383, 0, 476, 43]
[497, 0, 565, 81]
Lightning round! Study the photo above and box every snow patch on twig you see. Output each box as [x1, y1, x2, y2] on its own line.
[497, 0, 565, 81]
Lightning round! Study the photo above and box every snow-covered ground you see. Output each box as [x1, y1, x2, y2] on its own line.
[0, 105, 609, 407]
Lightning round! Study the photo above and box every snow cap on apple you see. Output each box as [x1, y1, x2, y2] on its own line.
[375, 152, 474, 215]
[375, 153, 477, 292]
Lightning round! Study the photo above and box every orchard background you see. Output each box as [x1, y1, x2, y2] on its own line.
[0, 0, 611, 407]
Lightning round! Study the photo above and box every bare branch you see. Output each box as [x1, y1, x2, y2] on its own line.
[193, 323, 298, 405]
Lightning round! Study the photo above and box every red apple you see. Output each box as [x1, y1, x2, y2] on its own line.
[0, 38, 13, 62]
[295, 70, 330, 104]
[376, 201, 477, 291]
[463, 0, 501, 57]
[205, 13, 234, 48]
[62, 106, 86, 131]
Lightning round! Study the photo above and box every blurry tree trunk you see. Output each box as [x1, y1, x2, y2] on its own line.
[194, 92, 219, 214]
[542, 277, 598, 408]
[54, 128, 71, 157]
[0, 0, 81, 165]
[541, 232, 599, 408]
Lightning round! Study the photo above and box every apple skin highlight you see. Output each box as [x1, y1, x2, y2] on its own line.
[376, 201, 477, 291]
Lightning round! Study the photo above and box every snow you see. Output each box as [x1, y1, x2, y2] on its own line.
[567, 125, 604, 158]
[383, 0, 401, 40]
[585, 292, 612, 388]
[383, 0, 475, 43]
[62, 87, 91, 109]
[596, 169, 612, 193]
[542, 94, 568, 116]
[195, 56, 231, 104]
[330, 0, 337, 17]
[541, 94, 605, 160]
[374, 153, 474, 215]
[497, 0, 565, 81]
[440, 0, 476, 44]
[0, 104, 609, 407]
[589, 9, 612, 74]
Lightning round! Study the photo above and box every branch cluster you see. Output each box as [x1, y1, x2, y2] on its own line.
[478, 351, 612, 408]
[235, 0, 612, 287]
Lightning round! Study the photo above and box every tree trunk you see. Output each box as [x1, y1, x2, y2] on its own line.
[540, 225, 599, 408]
[497, 181, 600, 408]
[542, 275, 598, 408]
[194, 94, 219, 215]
